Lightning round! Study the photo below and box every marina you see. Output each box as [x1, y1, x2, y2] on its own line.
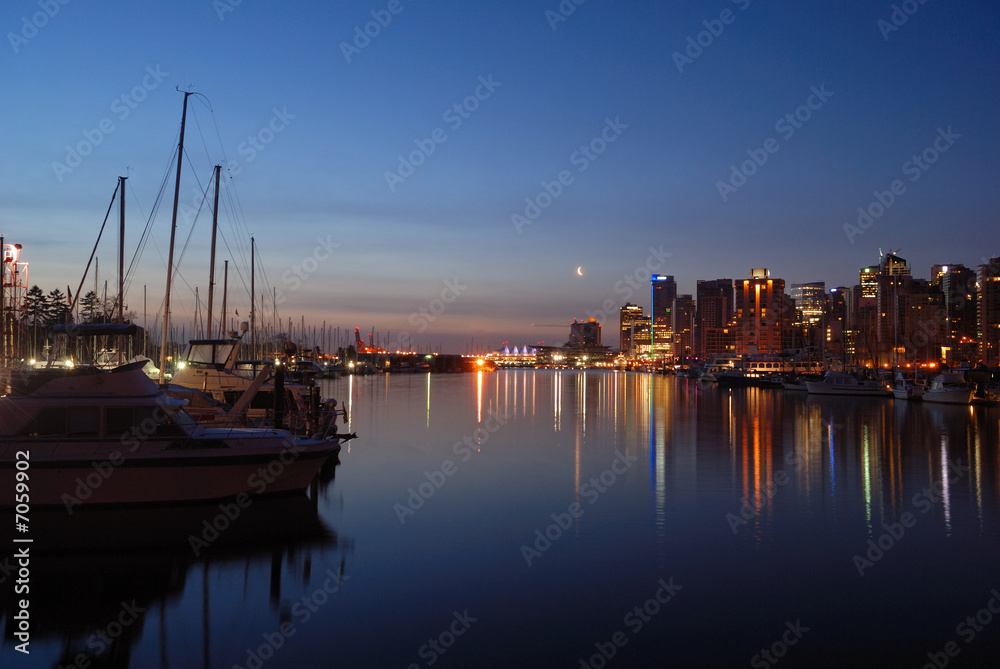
[3, 370, 998, 667]
[1, 1, 998, 666]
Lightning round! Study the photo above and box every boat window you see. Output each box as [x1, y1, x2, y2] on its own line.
[15, 406, 100, 437]
[105, 406, 188, 438]
[68, 407, 101, 437]
[184, 342, 236, 365]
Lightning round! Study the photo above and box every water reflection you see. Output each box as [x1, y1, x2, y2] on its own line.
[0, 467, 350, 669]
[472, 370, 999, 545]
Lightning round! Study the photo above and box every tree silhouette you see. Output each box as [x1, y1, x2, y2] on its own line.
[80, 290, 101, 324]
[45, 288, 71, 327]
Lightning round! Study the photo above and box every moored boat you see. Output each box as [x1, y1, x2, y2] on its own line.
[782, 379, 808, 391]
[170, 335, 338, 434]
[891, 371, 925, 401]
[716, 368, 753, 388]
[922, 373, 974, 405]
[805, 370, 892, 397]
[0, 362, 342, 507]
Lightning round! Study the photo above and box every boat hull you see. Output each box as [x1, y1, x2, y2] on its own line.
[805, 381, 892, 397]
[0, 438, 340, 507]
[716, 374, 752, 388]
[922, 389, 974, 405]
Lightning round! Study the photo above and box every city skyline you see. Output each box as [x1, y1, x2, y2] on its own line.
[1, 0, 997, 351]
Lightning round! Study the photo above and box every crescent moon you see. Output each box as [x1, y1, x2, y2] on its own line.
[576, 266, 583, 276]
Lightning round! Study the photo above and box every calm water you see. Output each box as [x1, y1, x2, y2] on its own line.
[3, 370, 1000, 668]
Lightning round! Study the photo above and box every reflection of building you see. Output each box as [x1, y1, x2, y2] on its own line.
[619, 303, 643, 353]
[979, 257, 1000, 366]
[568, 318, 601, 347]
[651, 274, 676, 359]
[695, 279, 734, 358]
[735, 269, 788, 356]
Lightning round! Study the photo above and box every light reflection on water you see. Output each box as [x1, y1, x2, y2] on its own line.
[3, 370, 998, 668]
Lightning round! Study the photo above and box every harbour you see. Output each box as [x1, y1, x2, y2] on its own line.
[2, 1, 998, 666]
[3, 370, 998, 667]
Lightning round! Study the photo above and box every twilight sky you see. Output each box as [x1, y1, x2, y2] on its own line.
[1, 0, 997, 351]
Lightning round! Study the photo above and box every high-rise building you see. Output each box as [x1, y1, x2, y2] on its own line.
[735, 269, 788, 356]
[860, 266, 879, 299]
[631, 317, 652, 355]
[790, 282, 825, 324]
[568, 318, 601, 348]
[695, 279, 734, 358]
[866, 259, 947, 366]
[651, 274, 676, 359]
[882, 253, 910, 276]
[672, 295, 695, 359]
[979, 257, 1000, 366]
[619, 303, 643, 355]
[897, 278, 944, 364]
[827, 287, 849, 357]
[937, 264, 978, 362]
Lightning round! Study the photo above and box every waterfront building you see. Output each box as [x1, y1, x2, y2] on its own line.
[898, 279, 945, 364]
[979, 257, 1000, 366]
[619, 303, 643, 354]
[791, 282, 825, 325]
[734, 269, 789, 356]
[874, 254, 915, 364]
[568, 318, 601, 348]
[630, 317, 652, 356]
[827, 287, 849, 359]
[695, 279, 734, 358]
[534, 344, 613, 367]
[936, 264, 978, 363]
[650, 274, 676, 359]
[672, 295, 695, 359]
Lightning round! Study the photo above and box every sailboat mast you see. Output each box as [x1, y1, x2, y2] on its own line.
[221, 260, 228, 337]
[159, 90, 192, 384]
[118, 175, 126, 366]
[207, 164, 220, 339]
[250, 236, 256, 360]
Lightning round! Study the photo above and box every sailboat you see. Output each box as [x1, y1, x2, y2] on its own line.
[0, 92, 344, 507]
[158, 93, 346, 435]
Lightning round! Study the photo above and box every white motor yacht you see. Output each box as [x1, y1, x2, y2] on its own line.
[0, 362, 341, 507]
[922, 373, 974, 405]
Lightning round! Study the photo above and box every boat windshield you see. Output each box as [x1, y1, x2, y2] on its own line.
[183, 341, 237, 366]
